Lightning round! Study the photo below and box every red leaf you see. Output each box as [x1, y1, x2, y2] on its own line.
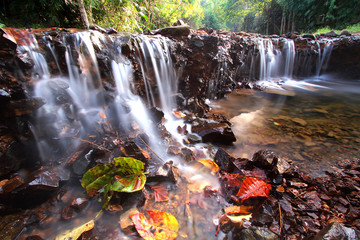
[236, 178, 271, 203]
[150, 185, 169, 202]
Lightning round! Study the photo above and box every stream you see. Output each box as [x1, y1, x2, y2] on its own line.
[210, 76, 360, 177]
[1, 28, 359, 239]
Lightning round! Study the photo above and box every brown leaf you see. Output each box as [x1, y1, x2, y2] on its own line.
[150, 185, 169, 202]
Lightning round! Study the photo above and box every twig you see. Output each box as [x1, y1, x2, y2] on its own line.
[72, 136, 111, 153]
[138, 136, 164, 163]
[278, 202, 282, 235]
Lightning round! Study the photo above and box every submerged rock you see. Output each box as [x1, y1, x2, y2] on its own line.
[191, 120, 236, 145]
[313, 222, 360, 240]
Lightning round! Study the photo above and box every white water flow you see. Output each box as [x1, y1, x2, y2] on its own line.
[134, 35, 186, 144]
[256, 38, 296, 82]
[316, 40, 334, 76]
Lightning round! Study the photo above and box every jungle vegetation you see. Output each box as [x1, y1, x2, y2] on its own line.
[0, 0, 359, 34]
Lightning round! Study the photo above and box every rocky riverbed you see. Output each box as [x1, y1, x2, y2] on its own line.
[0, 26, 359, 239]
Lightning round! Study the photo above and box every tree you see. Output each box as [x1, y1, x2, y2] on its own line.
[77, 0, 89, 29]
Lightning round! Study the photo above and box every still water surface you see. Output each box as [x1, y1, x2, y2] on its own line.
[210, 76, 360, 176]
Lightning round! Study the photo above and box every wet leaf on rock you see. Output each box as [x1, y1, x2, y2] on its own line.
[150, 184, 169, 202]
[81, 157, 146, 207]
[197, 159, 219, 174]
[236, 177, 271, 204]
[130, 210, 179, 240]
[55, 219, 94, 240]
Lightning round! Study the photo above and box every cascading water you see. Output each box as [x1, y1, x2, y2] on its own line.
[316, 40, 334, 76]
[252, 38, 296, 84]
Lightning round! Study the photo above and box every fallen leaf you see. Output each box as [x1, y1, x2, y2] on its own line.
[99, 110, 107, 119]
[224, 205, 252, 215]
[55, 219, 94, 240]
[81, 157, 146, 208]
[131, 210, 179, 240]
[150, 185, 169, 202]
[226, 213, 252, 224]
[236, 177, 271, 203]
[81, 157, 146, 197]
[197, 159, 219, 174]
[173, 111, 186, 119]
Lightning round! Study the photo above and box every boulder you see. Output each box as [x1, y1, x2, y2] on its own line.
[324, 30, 338, 38]
[191, 120, 236, 145]
[302, 34, 317, 40]
[151, 26, 191, 38]
[340, 30, 351, 36]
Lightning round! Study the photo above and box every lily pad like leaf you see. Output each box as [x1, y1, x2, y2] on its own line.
[131, 210, 179, 240]
[81, 157, 146, 197]
[236, 177, 271, 203]
[55, 219, 94, 240]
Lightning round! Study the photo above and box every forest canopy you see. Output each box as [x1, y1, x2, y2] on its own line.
[0, 0, 359, 34]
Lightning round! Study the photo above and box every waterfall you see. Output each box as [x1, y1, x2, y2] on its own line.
[283, 39, 295, 78]
[254, 38, 295, 82]
[17, 30, 181, 163]
[134, 35, 178, 114]
[316, 40, 334, 76]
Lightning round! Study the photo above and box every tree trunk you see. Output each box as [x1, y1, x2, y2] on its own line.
[280, 11, 285, 34]
[291, 11, 295, 32]
[77, 0, 89, 29]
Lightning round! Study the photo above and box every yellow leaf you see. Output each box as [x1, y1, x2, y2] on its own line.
[224, 205, 252, 215]
[197, 159, 219, 174]
[55, 219, 94, 240]
[226, 213, 252, 224]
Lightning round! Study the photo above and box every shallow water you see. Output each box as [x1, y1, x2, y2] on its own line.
[210, 76, 360, 177]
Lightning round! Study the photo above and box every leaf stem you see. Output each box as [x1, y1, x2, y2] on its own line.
[72, 136, 111, 153]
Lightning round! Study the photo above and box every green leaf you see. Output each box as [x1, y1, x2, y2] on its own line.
[81, 157, 146, 198]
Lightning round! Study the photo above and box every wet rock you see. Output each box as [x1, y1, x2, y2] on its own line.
[340, 30, 351, 36]
[214, 148, 235, 172]
[191, 38, 205, 48]
[25, 236, 45, 240]
[151, 25, 191, 38]
[235, 226, 278, 240]
[11, 167, 69, 207]
[291, 118, 307, 126]
[302, 34, 317, 40]
[0, 214, 26, 240]
[0, 140, 27, 178]
[186, 133, 202, 144]
[0, 176, 24, 193]
[72, 149, 93, 176]
[313, 222, 360, 240]
[89, 25, 106, 33]
[147, 161, 179, 183]
[276, 158, 291, 174]
[149, 107, 164, 124]
[252, 150, 278, 168]
[119, 208, 139, 235]
[324, 30, 338, 38]
[106, 27, 117, 34]
[8, 97, 46, 116]
[191, 120, 236, 145]
[121, 141, 148, 164]
[61, 197, 88, 220]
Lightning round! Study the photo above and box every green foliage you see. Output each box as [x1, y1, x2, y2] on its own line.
[81, 157, 147, 208]
[0, 0, 82, 28]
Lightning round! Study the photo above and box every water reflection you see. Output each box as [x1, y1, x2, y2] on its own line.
[210, 77, 360, 176]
